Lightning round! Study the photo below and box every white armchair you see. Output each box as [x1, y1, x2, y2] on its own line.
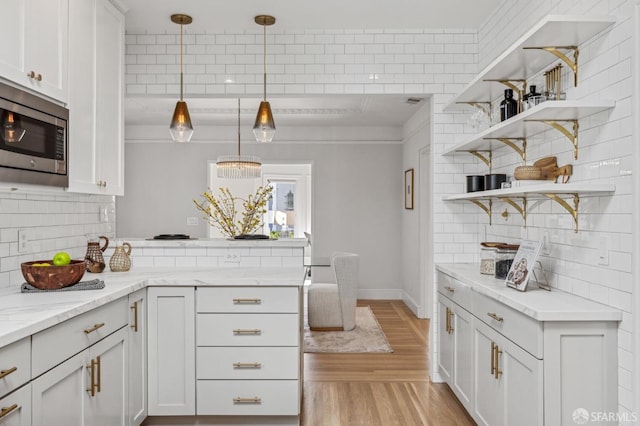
[307, 252, 358, 331]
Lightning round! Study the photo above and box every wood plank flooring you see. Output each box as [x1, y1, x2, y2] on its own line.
[302, 300, 476, 426]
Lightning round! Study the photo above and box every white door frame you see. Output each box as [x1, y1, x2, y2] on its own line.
[419, 143, 433, 320]
[632, 1, 640, 418]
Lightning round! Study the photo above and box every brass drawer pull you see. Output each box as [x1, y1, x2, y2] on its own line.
[233, 298, 262, 304]
[84, 322, 106, 334]
[448, 309, 454, 334]
[131, 302, 139, 332]
[233, 397, 262, 404]
[233, 329, 262, 335]
[444, 286, 455, 293]
[493, 342, 503, 379]
[0, 366, 17, 379]
[490, 342, 496, 375]
[96, 356, 102, 393]
[233, 362, 262, 369]
[0, 404, 18, 419]
[487, 312, 504, 322]
[87, 358, 97, 397]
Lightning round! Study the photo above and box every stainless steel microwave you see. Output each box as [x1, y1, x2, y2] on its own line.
[0, 82, 69, 187]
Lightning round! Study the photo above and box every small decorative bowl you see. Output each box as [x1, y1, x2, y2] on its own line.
[21, 260, 86, 290]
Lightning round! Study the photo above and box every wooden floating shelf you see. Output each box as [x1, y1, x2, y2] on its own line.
[444, 15, 616, 110]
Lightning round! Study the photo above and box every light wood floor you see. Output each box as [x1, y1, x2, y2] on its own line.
[301, 300, 476, 426]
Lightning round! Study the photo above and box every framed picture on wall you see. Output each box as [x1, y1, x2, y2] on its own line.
[404, 168, 414, 210]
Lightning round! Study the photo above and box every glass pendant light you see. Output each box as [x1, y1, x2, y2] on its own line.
[1, 111, 26, 143]
[169, 14, 194, 142]
[253, 15, 276, 143]
[217, 99, 262, 179]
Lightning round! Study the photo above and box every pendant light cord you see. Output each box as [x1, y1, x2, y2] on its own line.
[180, 23, 184, 101]
[237, 98, 241, 156]
[262, 23, 267, 101]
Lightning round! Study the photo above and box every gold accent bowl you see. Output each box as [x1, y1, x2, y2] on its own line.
[21, 260, 86, 290]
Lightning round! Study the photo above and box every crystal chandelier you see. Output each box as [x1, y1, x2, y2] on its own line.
[217, 99, 262, 179]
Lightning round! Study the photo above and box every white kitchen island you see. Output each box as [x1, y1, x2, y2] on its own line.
[0, 265, 305, 426]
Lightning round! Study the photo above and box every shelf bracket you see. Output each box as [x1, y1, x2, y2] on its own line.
[525, 119, 579, 159]
[542, 193, 580, 232]
[470, 199, 492, 225]
[523, 46, 579, 87]
[459, 101, 492, 115]
[483, 137, 527, 163]
[469, 150, 492, 171]
[498, 197, 527, 227]
[483, 79, 527, 111]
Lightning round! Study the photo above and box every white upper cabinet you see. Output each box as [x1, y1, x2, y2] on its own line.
[0, 0, 69, 102]
[67, 0, 125, 196]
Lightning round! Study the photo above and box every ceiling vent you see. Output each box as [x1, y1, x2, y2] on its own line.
[406, 97, 423, 105]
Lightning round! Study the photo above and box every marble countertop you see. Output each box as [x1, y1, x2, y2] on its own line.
[123, 237, 308, 248]
[0, 266, 304, 348]
[436, 263, 622, 322]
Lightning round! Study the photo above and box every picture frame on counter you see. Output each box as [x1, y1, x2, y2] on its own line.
[404, 168, 414, 210]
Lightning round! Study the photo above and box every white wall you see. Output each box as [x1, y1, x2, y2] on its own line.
[117, 140, 404, 294]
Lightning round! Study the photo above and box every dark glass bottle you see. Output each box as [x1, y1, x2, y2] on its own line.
[500, 89, 517, 121]
[522, 85, 541, 110]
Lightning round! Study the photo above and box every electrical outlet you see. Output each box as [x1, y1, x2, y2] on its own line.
[224, 252, 241, 263]
[597, 237, 609, 266]
[186, 217, 199, 226]
[18, 229, 29, 253]
[542, 232, 550, 255]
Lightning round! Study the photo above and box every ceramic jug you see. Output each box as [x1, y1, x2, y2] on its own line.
[109, 242, 132, 272]
[85, 234, 109, 273]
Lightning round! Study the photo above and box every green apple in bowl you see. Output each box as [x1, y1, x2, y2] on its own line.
[52, 251, 72, 266]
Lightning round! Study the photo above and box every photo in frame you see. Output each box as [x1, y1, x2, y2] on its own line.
[505, 240, 543, 291]
[404, 168, 414, 209]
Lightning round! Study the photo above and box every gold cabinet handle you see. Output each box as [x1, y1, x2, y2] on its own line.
[490, 341, 496, 376]
[0, 366, 17, 379]
[87, 358, 97, 397]
[233, 397, 262, 404]
[84, 322, 106, 334]
[444, 307, 450, 333]
[0, 404, 18, 419]
[233, 329, 262, 335]
[448, 309, 454, 334]
[131, 302, 139, 332]
[487, 312, 504, 323]
[26, 71, 42, 81]
[493, 343, 503, 379]
[233, 298, 262, 304]
[96, 356, 101, 393]
[233, 362, 262, 369]
[444, 286, 455, 293]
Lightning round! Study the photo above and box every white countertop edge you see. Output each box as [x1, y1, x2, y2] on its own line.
[436, 263, 622, 322]
[0, 267, 304, 348]
[123, 237, 308, 248]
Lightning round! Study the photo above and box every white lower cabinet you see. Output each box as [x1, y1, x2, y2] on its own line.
[473, 319, 542, 426]
[128, 289, 147, 425]
[436, 268, 619, 426]
[147, 287, 195, 416]
[0, 384, 31, 426]
[31, 326, 127, 426]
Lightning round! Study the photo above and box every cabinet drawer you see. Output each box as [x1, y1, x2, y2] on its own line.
[32, 297, 128, 377]
[197, 313, 299, 347]
[473, 292, 542, 358]
[437, 271, 472, 310]
[197, 286, 299, 313]
[197, 347, 299, 380]
[196, 380, 299, 416]
[0, 382, 30, 425]
[0, 338, 30, 399]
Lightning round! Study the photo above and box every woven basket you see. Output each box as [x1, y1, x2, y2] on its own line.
[514, 166, 545, 180]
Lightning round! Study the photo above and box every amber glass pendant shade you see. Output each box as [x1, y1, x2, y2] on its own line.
[1, 111, 26, 143]
[252, 101, 276, 143]
[169, 100, 194, 142]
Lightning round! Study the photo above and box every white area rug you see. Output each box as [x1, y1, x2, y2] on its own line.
[303, 306, 393, 353]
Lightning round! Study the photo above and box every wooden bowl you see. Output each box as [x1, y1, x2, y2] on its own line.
[21, 259, 86, 290]
[514, 166, 545, 180]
